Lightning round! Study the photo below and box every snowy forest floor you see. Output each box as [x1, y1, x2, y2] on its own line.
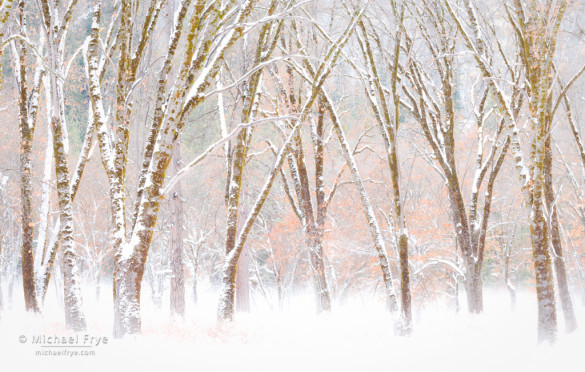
[1, 285, 584, 372]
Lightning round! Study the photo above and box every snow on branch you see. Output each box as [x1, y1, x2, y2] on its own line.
[162, 115, 300, 196]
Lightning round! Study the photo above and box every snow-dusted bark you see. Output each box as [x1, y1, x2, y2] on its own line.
[83, 0, 167, 335]
[17, 60, 39, 313]
[0, 0, 12, 34]
[6, 0, 91, 325]
[48, 116, 87, 331]
[86, 3, 131, 335]
[310, 101, 333, 313]
[36, 88, 96, 308]
[35, 115, 53, 274]
[39, 0, 86, 331]
[13, 0, 42, 313]
[508, 0, 564, 344]
[34, 80, 55, 304]
[354, 11, 411, 331]
[100, 0, 260, 336]
[544, 133, 576, 333]
[169, 141, 185, 317]
[132, 0, 191, 229]
[221, 0, 285, 317]
[555, 78, 584, 333]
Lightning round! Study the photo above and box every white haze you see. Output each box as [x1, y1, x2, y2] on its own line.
[0, 283, 583, 372]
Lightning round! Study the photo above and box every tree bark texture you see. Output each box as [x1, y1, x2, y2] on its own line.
[170, 142, 185, 317]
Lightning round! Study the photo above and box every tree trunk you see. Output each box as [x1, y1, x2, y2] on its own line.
[550, 211, 577, 334]
[293, 129, 331, 313]
[96, 281, 101, 302]
[219, 264, 237, 320]
[323, 92, 399, 314]
[0, 240, 3, 313]
[544, 136, 577, 333]
[50, 115, 87, 331]
[310, 238, 331, 313]
[504, 231, 517, 311]
[360, 22, 412, 327]
[221, 4, 282, 315]
[113, 258, 142, 337]
[398, 233, 411, 326]
[41, 0, 86, 330]
[531, 192, 557, 344]
[170, 142, 185, 317]
[236, 246, 250, 312]
[17, 32, 39, 313]
[453, 275, 460, 313]
[191, 244, 200, 305]
[312, 102, 332, 313]
[19, 131, 39, 313]
[192, 276, 198, 305]
[218, 127, 295, 321]
[109, 0, 257, 336]
[465, 266, 483, 314]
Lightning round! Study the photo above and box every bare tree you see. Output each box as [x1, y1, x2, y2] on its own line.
[348, 0, 413, 330]
[8, 0, 89, 329]
[221, 0, 287, 315]
[39, 0, 87, 332]
[87, 0, 266, 336]
[392, 0, 513, 316]
[444, 0, 583, 343]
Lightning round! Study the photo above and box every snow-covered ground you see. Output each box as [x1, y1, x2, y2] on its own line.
[1, 286, 583, 372]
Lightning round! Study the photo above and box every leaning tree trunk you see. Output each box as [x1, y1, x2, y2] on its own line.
[218, 127, 296, 321]
[221, 0, 283, 317]
[170, 141, 185, 317]
[355, 16, 411, 330]
[50, 115, 87, 331]
[42, 0, 87, 330]
[224, 127, 250, 315]
[323, 92, 399, 315]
